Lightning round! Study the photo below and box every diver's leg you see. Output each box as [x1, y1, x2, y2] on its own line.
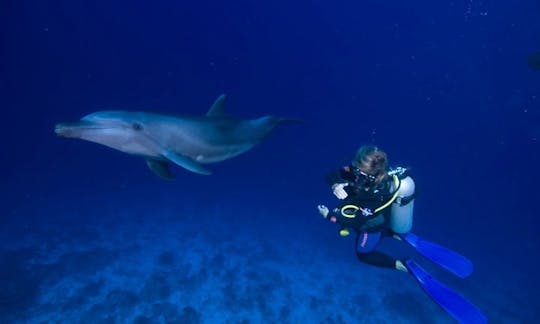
[355, 231, 405, 271]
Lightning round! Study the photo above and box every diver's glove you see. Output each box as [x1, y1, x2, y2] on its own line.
[395, 259, 408, 272]
[332, 183, 348, 199]
[317, 205, 329, 218]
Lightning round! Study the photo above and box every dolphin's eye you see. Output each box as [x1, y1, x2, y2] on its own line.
[132, 123, 143, 131]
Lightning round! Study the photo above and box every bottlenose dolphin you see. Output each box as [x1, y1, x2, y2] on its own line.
[55, 94, 292, 179]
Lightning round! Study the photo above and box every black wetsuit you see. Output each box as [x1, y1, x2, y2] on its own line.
[326, 166, 398, 269]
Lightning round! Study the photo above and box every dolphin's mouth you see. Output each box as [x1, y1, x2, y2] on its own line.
[54, 121, 106, 138]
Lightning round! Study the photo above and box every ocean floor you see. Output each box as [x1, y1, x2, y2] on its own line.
[0, 197, 536, 323]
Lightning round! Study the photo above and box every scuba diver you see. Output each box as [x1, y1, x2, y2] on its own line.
[317, 145, 486, 323]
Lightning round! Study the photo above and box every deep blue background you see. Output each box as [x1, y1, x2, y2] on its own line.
[1, 0, 539, 321]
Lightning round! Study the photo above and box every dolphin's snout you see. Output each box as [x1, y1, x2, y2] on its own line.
[55, 123, 71, 137]
[54, 121, 88, 138]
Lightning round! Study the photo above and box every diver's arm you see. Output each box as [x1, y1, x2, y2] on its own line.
[326, 166, 356, 186]
[327, 166, 357, 199]
[317, 205, 347, 225]
[317, 205, 339, 224]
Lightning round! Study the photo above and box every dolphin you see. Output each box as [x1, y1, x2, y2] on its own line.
[55, 94, 293, 179]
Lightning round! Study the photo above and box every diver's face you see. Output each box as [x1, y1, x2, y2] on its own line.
[353, 167, 377, 187]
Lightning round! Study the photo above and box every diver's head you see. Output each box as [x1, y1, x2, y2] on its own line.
[352, 145, 389, 186]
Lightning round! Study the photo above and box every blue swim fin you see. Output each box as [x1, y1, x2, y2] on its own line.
[401, 232, 473, 278]
[406, 259, 487, 324]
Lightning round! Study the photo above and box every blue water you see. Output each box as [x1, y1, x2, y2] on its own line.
[2, 0, 539, 322]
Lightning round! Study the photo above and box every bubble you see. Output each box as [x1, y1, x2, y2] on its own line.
[465, 0, 488, 20]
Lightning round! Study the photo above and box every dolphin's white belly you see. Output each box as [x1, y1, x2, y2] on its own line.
[168, 138, 255, 164]
[97, 130, 163, 158]
[116, 141, 162, 157]
[149, 120, 258, 164]
[191, 143, 255, 163]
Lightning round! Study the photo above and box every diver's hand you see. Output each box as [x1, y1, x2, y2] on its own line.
[317, 205, 329, 218]
[332, 183, 348, 199]
[395, 260, 408, 272]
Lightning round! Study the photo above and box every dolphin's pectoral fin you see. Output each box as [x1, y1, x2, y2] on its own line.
[163, 151, 212, 175]
[206, 94, 228, 117]
[146, 159, 175, 180]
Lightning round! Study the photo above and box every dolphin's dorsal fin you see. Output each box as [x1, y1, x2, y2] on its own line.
[206, 94, 227, 117]
[163, 151, 212, 175]
[146, 159, 175, 180]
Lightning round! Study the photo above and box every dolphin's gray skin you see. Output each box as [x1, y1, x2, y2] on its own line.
[55, 94, 292, 179]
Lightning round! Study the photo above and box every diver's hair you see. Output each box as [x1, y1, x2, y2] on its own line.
[352, 145, 389, 185]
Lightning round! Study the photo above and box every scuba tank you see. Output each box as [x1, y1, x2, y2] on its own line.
[390, 172, 415, 234]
